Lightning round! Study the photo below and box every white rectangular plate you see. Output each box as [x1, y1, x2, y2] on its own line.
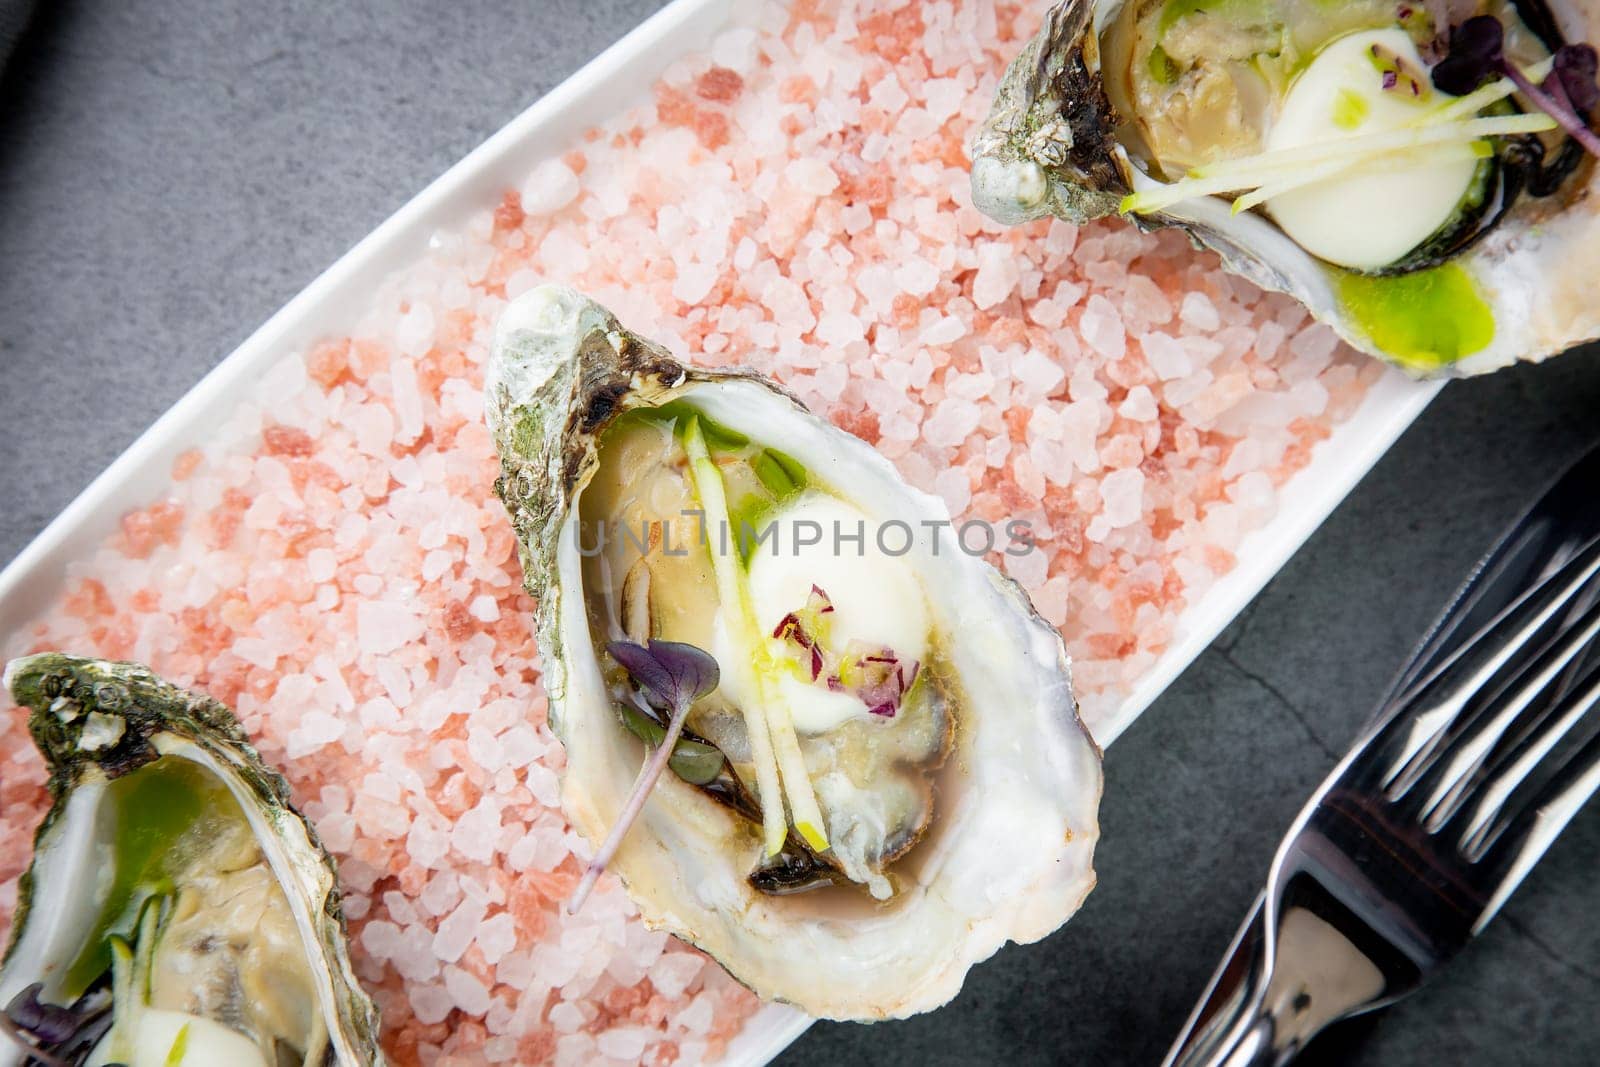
[0, 0, 1441, 1062]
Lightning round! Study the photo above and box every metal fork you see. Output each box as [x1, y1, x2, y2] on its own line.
[1164, 449, 1600, 1067]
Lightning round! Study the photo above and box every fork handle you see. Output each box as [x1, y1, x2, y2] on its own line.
[1162, 894, 1282, 1067]
[1165, 889, 1390, 1067]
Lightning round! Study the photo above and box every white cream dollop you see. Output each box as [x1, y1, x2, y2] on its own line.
[1266, 28, 1480, 271]
[713, 492, 929, 734]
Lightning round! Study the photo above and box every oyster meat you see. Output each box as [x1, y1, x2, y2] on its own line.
[486, 285, 1102, 1020]
[972, 0, 1600, 374]
[0, 654, 383, 1067]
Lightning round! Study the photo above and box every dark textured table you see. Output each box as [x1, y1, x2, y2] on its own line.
[2, 2, 1596, 1064]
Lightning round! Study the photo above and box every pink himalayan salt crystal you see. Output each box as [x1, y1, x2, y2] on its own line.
[1079, 294, 1126, 359]
[1122, 274, 1173, 326]
[397, 305, 436, 359]
[356, 600, 425, 656]
[1100, 468, 1146, 529]
[0, 1, 1383, 1063]
[521, 159, 582, 217]
[1118, 385, 1159, 422]
[1142, 331, 1193, 381]
[1179, 291, 1221, 332]
[895, 257, 940, 296]
[972, 241, 1021, 309]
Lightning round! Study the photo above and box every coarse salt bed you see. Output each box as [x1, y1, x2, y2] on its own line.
[0, 1, 1386, 1064]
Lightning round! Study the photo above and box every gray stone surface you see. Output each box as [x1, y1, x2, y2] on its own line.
[1, 1, 1596, 1064]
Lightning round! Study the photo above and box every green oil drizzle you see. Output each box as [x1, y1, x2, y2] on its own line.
[63, 758, 238, 997]
[1332, 88, 1369, 129]
[1336, 263, 1495, 371]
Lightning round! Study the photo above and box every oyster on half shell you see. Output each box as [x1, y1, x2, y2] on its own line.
[972, 0, 1600, 374]
[485, 285, 1102, 1020]
[0, 654, 383, 1067]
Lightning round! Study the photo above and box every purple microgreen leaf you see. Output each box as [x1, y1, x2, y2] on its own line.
[1550, 43, 1600, 111]
[606, 639, 720, 714]
[572, 639, 721, 914]
[1383, 70, 1399, 90]
[0, 983, 105, 1067]
[607, 640, 673, 705]
[1431, 14, 1503, 95]
[645, 639, 720, 705]
[1431, 16, 1600, 161]
[3, 985, 79, 1046]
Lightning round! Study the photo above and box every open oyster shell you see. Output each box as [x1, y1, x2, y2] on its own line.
[971, 0, 1600, 375]
[486, 285, 1102, 1020]
[0, 653, 383, 1067]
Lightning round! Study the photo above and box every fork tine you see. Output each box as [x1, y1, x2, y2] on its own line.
[1467, 724, 1600, 934]
[1384, 449, 1600, 711]
[1385, 523, 1572, 710]
[1414, 593, 1600, 830]
[1380, 536, 1600, 797]
[1427, 614, 1600, 834]
[1453, 659, 1600, 857]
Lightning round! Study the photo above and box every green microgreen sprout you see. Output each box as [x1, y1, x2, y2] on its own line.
[568, 639, 720, 914]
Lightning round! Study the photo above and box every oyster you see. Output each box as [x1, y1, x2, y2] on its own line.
[486, 285, 1102, 1020]
[0, 654, 383, 1067]
[971, 0, 1600, 374]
